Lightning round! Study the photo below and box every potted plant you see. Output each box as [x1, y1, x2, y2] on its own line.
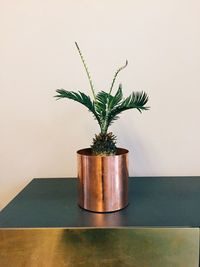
[55, 42, 149, 212]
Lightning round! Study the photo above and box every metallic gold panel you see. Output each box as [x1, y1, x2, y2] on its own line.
[0, 228, 198, 267]
[77, 148, 129, 212]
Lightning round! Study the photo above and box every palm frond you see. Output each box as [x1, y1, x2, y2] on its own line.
[108, 84, 123, 110]
[121, 91, 149, 112]
[107, 91, 149, 126]
[94, 91, 111, 119]
[93, 86, 124, 133]
[55, 89, 100, 122]
[95, 85, 123, 117]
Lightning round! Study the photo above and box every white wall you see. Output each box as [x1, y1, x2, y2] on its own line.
[1, 0, 200, 210]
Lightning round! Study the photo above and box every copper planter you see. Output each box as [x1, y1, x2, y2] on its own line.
[77, 148, 129, 213]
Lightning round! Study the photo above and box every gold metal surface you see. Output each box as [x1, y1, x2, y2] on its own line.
[77, 148, 129, 212]
[0, 228, 199, 267]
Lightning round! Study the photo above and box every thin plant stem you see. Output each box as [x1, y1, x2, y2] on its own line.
[75, 42, 96, 101]
[109, 60, 128, 95]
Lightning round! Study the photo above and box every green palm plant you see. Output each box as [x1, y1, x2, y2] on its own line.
[55, 42, 149, 155]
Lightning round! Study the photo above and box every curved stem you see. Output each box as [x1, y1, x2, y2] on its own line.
[109, 60, 128, 95]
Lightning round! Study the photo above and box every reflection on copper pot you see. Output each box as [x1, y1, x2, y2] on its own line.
[77, 148, 129, 213]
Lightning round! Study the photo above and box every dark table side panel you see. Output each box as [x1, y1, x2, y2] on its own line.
[0, 177, 200, 228]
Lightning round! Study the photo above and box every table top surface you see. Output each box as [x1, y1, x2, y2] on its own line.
[0, 177, 200, 228]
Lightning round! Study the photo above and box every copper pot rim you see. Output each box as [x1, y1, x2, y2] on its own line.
[77, 147, 129, 157]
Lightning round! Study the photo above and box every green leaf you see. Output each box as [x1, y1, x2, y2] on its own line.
[94, 91, 111, 119]
[107, 91, 149, 126]
[55, 89, 100, 122]
[108, 84, 123, 110]
[94, 85, 123, 119]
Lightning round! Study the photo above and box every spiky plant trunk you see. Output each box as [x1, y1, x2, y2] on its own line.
[91, 132, 117, 155]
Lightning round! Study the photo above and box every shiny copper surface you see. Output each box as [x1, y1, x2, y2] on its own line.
[77, 148, 129, 212]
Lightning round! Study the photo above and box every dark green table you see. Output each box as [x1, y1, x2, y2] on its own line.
[0, 177, 200, 267]
[0, 177, 200, 228]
